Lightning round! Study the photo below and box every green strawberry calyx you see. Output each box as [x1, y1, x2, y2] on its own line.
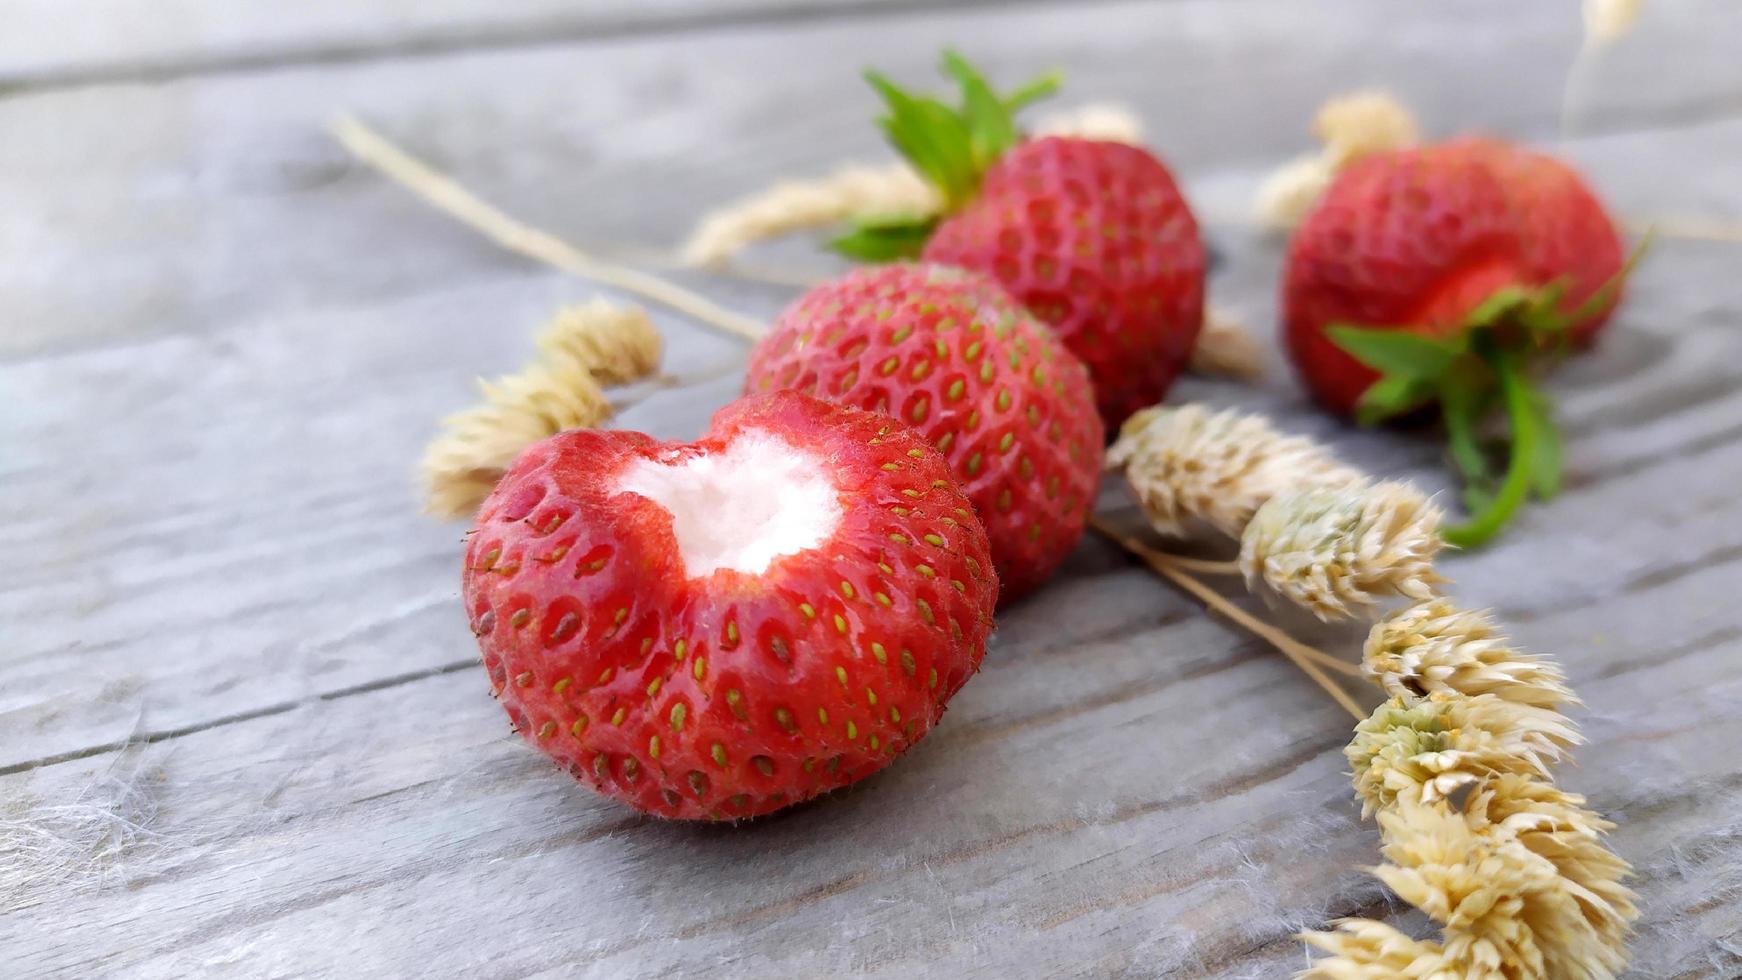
[1329, 234, 1649, 549]
[831, 51, 1061, 262]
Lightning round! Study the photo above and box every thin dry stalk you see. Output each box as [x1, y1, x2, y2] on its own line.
[1090, 516, 1368, 716]
[329, 114, 768, 343]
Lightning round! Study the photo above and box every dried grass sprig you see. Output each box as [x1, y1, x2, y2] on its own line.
[1032, 102, 1145, 144]
[1300, 919, 1465, 979]
[1584, 0, 1644, 44]
[681, 164, 939, 267]
[1364, 600, 1576, 709]
[1370, 797, 1615, 979]
[1106, 405, 1366, 539]
[1306, 593, 1635, 976]
[678, 102, 1145, 267]
[1347, 694, 1581, 817]
[329, 115, 767, 343]
[1239, 483, 1446, 621]
[1189, 305, 1266, 381]
[1254, 91, 1419, 228]
[420, 302, 661, 519]
[1311, 782, 1634, 979]
[1467, 775, 1638, 952]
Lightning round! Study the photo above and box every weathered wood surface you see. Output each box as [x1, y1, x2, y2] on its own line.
[4, 1, 1741, 976]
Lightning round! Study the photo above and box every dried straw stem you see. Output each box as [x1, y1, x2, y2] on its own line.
[329, 114, 768, 343]
[1090, 516, 1368, 717]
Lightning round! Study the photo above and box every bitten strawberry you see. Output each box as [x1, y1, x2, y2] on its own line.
[833, 53, 1205, 428]
[1283, 143, 1638, 547]
[464, 391, 997, 820]
[745, 263, 1102, 602]
[1444, 136, 1627, 344]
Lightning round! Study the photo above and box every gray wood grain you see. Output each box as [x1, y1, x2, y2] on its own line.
[0, 0, 928, 87]
[5, 0, 1742, 976]
[3, 0, 1739, 359]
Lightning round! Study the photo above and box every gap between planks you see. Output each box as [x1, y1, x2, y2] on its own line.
[0, 0, 1085, 95]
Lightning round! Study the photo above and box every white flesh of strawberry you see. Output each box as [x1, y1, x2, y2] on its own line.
[617, 430, 843, 577]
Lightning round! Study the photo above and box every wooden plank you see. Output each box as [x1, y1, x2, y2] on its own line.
[4, 538, 1739, 977]
[8, 108, 1742, 773]
[0, 269, 755, 773]
[3, 0, 1740, 359]
[0, 0, 921, 87]
[7, 0, 1742, 975]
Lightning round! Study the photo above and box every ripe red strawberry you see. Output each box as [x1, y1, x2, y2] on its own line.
[921, 137, 1206, 427]
[1283, 144, 1527, 417]
[833, 53, 1205, 428]
[1443, 136, 1626, 345]
[463, 391, 997, 820]
[1283, 142, 1638, 546]
[745, 262, 1102, 602]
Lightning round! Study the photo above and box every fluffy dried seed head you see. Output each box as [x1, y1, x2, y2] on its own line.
[1106, 404, 1365, 539]
[1253, 154, 1335, 229]
[1348, 695, 1582, 818]
[421, 301, 661, 519]
[538, 300, 662, 387]
[681, 164, 938, 266]
[1255, 90, 1418, 228]
[1312, 91, 1422, 168]
[1374, 797, 1626, 980]
[1585, 0, 1644, 43]
[1465, 775, 1638, 959]
[1300, 920, 1470, 980]
[1189, 305, 1266, 381]
[1032, 102, 1145, 144]
[680, 102, 1143, 267]
[1240, 482, 1445, 621]
[1364, 600, 1577, 709]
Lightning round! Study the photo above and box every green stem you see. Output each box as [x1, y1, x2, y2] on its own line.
[1443, 352, 1539, 548]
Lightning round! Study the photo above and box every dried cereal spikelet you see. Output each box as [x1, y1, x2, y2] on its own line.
[1370, 797, 1620, 980]
[537, 299, 663, 386]
[1299, 919, 1465, 979]
[1255, 90, 1419, 228]
[1364, 600, 1576, 709]
[1585, 0, 1644, 43]
[1106, 404, 1364, 538]
[681, 164, 939, 267]
[1312, 91, 1422, 168]
[1032, 102, 1145, 144]
[421, 301, 661, 519]
[1348, 695, 1582, 817]
[1189, 304, 1266, 381]
[679, 102, 1144, 267]
[1465, 775, 1638, 956]
[1239, 482, 1445, 621]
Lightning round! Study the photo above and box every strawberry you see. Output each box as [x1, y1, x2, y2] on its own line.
[744, 262, 1102, 603]
[1283, 143, 1639, 546]
[1443, 136, 1626, 345]
[463, 391, 997, 820]
[832, 52, 1206, 429]
[1283, 145, 1527, 418]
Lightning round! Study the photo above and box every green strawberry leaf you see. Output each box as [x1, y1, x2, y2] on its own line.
[941, 50, 1019, 169]
[865, 72, 979, 209]
[1464, 286, 1535, 330]
[863, 53, 1060, 211]
[1523, 386, 1564, 499]
[1440, 376, 1496, 502]
[1443, 350, 1542, 548]
[829, 216, 939, 262]
[1328, 325, 1464, 380]
[1002, 71, 1062, 114]
[1560, 228, 1654, 330]
[1354, 373, 1437, 426]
